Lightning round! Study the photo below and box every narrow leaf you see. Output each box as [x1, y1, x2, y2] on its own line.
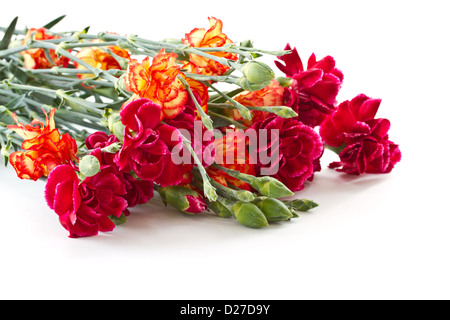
[0, 16, 18, 50]
[42, 15, 66, 30]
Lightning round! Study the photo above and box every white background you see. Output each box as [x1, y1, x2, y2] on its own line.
[1, 0, 449, 300]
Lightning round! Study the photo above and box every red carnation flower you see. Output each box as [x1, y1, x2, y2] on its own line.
[85, 133, 154, 213]
[250, 115, 324, 192]
[115, 98, 184, 186]
[275, 44, 343, 127]
[320, 94, 401, 175]
[165, 94, 216, 167]
[45, 165, 128, 238]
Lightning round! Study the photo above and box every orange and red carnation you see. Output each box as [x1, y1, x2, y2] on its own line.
[75, 40, 130, 79]
[124, 49, 188, 119]
[8, 108, 78, 181]
[232, 79, 285, 126]
[182, 17, 238, 76]
[208, 130, 256, 191]
[21, 28, 70, 69]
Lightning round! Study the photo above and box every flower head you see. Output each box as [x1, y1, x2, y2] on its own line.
[250, 115, 324, 192]
[115, 98, 184, 186]
[208, 129, 256, 191]
[232, 79, 285, 127]
[21, 28, 70, 69]
[182, 17, 238, 76]
[124, 49, 188, 119]
[45, 164, 128, 238]
[8, 108, 78, 180]
[75, 40, 130, 79]
[276, 44, 343, 127]
[320, 94, 401, 174]
[85, 132, 154, 213]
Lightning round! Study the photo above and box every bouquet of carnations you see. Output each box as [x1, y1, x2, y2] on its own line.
[0, 16, 401, 238]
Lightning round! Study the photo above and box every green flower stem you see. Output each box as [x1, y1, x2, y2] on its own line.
[208, 88, 244, 103]
[0, 81, 57, 97]
[184, 47, 238, 69]
[204, 82, 252, 120]
[59, 41, 118, 49]
[233, 46, 291, 57]
[177, 76, 213, 131]
[25, 67, 125, 77]
[208, 103, 298, 119]
[209, 178, 256, 202]
[190, 46, 253, 59]
[31, 73, 115, 90]
[0, 45, 28, 58]
[182, 136, 217, 202]
[207, 110, 247, 130]
[182, 72, 239, 85]
[55, 90, 105, 115]
[211, 163, 294, 198]
[0, 88, 43, 110]
[27, 40, 118, 83]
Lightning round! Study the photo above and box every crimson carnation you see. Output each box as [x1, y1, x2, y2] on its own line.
[45, 164, 128, 238]
[115, 98, 184, 186]
[320, 94, 401, 175]
[165, 94, 216, 168]
[250, 115, 324, 192]
[85, 131, 119, 165]
[275, 44, 343, 127]
[85, 132, 154, 212]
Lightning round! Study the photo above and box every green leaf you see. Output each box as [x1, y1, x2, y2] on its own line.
[109, 213, 127, 225]
[42, 15, 66, 30]
[209, 88, 244, 103]
[4, 94, 26, 112]
[7, 61, 29, 83]
[0, 16, 18, 50]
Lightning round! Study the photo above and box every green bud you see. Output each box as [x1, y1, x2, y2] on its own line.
[253, 176, 294, 198]
[232, 201, 268, 228]
[289, 208, 299, 218]
[109, 213, 127, 225]
[275, 76, 293, 88]
[79, 155, 101, 178]
[250, 106, 298, 119]
[284, 199, 319, 212]
[107, 112, 125, 143]
[256, 198, 293, 222]
[208, 197, 234, 218]
[101, 142, 121, 153]
[158, 185, 206, 214]
[238, 61, 275, 91]
[212, 165, 294, 198]
[210, 180, 255, 202]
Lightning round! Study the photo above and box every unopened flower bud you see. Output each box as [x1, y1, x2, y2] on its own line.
[256, 197, 293, 222]
[238, 61, 275, 91]
[208, 197, 234, 218]
[284, 199, 319, 212]
[158, 185, 207, 214]
[107, 112, 125, 143]
[253, 176, 294, 198]
[275, 76, 293, 88]
[232, 201, 268, 228]
[79, 155, 101, 178]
